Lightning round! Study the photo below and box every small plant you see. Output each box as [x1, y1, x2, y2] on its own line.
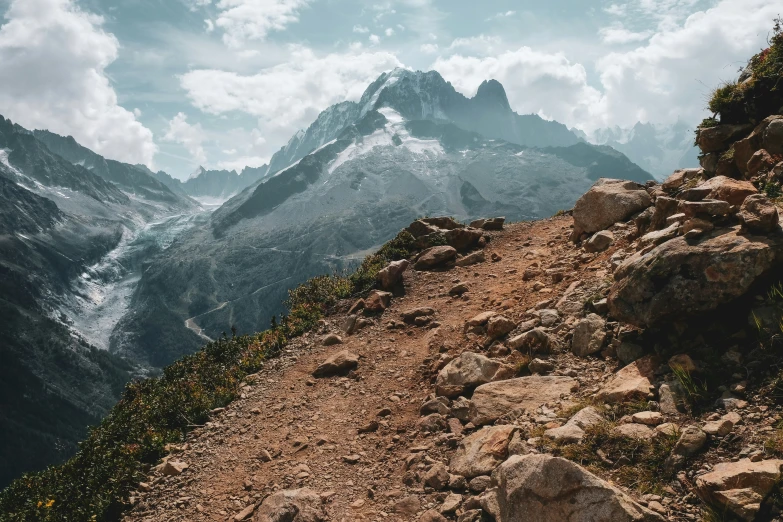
[671, 364, 708, 408]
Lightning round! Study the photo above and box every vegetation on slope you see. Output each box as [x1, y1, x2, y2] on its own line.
[0, 230, 417, 522]
[706, 18, 783, 125]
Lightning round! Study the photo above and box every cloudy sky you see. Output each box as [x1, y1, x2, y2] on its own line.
[0, 0, 780, 178]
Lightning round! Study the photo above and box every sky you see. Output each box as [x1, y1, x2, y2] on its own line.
[0, 0, 780, 179]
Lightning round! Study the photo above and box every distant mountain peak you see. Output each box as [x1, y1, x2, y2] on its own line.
[189, 166, 206, 180]
[474, 79, 511, 111]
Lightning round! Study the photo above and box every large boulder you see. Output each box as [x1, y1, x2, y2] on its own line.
[738, 194, 780, 233]
[436, 352, 514, 398]
[696, 123, 753, 154]
[376, 259, 410, 289]
[415, 246, 457, 270]
[450, 425, 517, 478]
[608, 228, 783, 327]
[364, 290, 392, 313]
[312, 351, 359, 378]
[695, 459, 783, 521]
[254, 488, 326, 522]
[572, 179, 652, 237]
[491, 455, 665, 522]
[469, 376, 578, 426]
[585, 230, 614, 253]
[734, 116, 782, 173]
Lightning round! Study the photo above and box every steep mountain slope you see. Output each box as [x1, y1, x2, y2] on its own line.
[32, 130, 194, 207]
[0, 117, 208, 488]
[113, 96, 649, 367]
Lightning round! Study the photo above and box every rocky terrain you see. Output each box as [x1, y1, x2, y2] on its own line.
[121, 102, 783, 521]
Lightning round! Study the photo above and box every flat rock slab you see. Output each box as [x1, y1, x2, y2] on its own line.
[696, 459, 783, 521]
[469, 376, 578, 426]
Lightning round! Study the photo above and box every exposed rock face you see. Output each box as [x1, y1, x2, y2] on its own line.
[738, 194, 780, 233]
[695, 459, 783, 521]
[699, 175, 758, 206]
[312, 351, 359, 378]
[572, 178, 652, 237]
[608, 228, 783, 327]
[571, 314, 606, 357]
[254, 488, 326, 522]
[661, 168, 702, 193]
[697, 124, 753, 153]
[415, 246, 457, 270]
[469, 376, 578, 425]
[491, 455, 665, 522]
[597, 355, 656, 403]
[450, 425, 517, 479]
[376, 259, 410, 289]
[435, 352, 514, 398]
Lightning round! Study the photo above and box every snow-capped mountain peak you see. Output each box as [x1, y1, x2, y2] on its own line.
[188, 166, 207, 180]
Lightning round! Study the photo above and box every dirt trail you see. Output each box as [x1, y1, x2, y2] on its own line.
[124, 217, 615, 522]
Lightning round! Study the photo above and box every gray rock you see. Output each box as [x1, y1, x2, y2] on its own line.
[571, 314, 607, 357]
[436, 352, 514, 398]
[616, 342, 644, 365]
[527, 358, 555, 375]
[738, 193, 779, 233]
[450, 425, 517, 478]
[415, 246, 457, 270]
[376, 259, 410, 289]
[312, 351, 358, 378]
[492, 454, 665, 521]
[321, 334, 343, 346]
[469, 376, 578, 425]
[572, 178, 652, 237]
[254, 488, 326, 522]
[585, 230, 615, 253]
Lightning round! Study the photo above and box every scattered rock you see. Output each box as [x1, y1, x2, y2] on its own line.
[321, 334, 343, 346]
[492, 454, 665, 521]
[364, 290, 392, 313]
[528, 358, 555, 375]
[312, 351, 359, 378]
[450, 425, 517, 478]
[696, 459, 783, 521]
[420, 510, 448, 522]
[486, 315, 516, 339]
[613, 423, 654, 440]
[158, 460, 188, 476]
[597, 355, 656, 403]
[254, 488, 326, 522]
[632, 411, 662, 426]
[571, 314, 606, 357]
[436, 352, 514, 398]
[616, 342, 644, 365]
[415, 246, 457, 270]
[455, 251, 486, 267]
[699, 175, 758, 206]
[393, 496, 422, 515]
[585, 230, 614, 253]
[507, 328, 558, 354]
[469, 376, 578, 425]
[445, 228, 483, 251]
[449, 282, 469, 295]
[402, 307, 436, 323]
[423, 462, 450, 490]
[376, 259, 410, 289]
[544, 406, 604, 442]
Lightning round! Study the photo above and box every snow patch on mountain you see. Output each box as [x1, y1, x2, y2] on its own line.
[327, 108, 443, 174]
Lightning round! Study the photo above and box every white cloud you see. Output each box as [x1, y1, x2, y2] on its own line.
[432, 47, 605, 129]
[215, 0, 310, 48]
[420, 43, 439, 54]
[205, 19, 215, 33]
[385, 27, 395, 37]
[598, 24, 653, 44]
[604, 3, 627, 16]
[369, 34, 381, 45]
[447, 35, 502, 55]
[596, 0, 783, 129]
[180, 46, 402, 144]
[163, 113, 208, 165]
[353, 25, 369, 34]
[486, 10, 516, 21]
[0, 0, 157, 167]
[186, 0, 212, 10]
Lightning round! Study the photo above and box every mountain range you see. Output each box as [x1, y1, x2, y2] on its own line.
[0, 67, 651, 488]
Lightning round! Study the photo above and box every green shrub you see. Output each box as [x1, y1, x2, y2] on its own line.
[0, 228, 420, 522]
